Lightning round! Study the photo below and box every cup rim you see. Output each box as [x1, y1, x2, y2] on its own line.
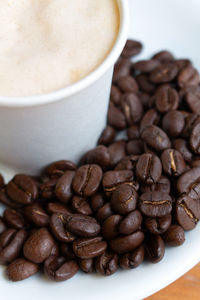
[0, 0, 129, 107]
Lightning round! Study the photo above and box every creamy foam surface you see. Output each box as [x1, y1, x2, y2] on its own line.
[0, 0, 119, 96]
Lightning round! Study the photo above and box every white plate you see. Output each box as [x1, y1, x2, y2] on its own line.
[1, 0, 200, 299]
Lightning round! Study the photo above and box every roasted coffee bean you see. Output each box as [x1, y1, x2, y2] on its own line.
[23, 228, 55, 263]
[136, 74, 155, 94]
[0, 229, 27, 264]
[95, 252, 118, 276]
[72, 196, 92, 215]
[108, 140, 126, 167]
[64, 214, 100, 238]
[119, 245, 145, 269]
[117, 76, 139, 93]
[0, 189, 22, 209]
[177, 167, 200, 200]
[155, 87, 179, 113]
[55, 171, 75, 203]
[108, 103, 127, 130]
[139, 192, 172, 217]
[173, 139, 192, 162]
[119, 210, 142, 235]
[133, 59, 160, 73]
[90, 193, 106, 212]
[98, 125, 116, 146]
[25, 203, 49, 227]
[140, 109, 160, 134]
[0, 174, 4, 189]
[113, 58, 131, 83]
[185, 86, 200, 114]
[73, 165, 102, 197]
[111, 184, 137, 215]
[141, 125, 171, 152]
[127, 125, 140, 140]
[3, 209, 24, 230]
[46, 160, 76, 179]
[191, 157, 200, 168]
[40, 178, 58, 200]
[50, 243, 59, 257]
[84, 146, 110, 171]
[96, 203, 113, 222]
[138, 92, 151, 109]
[150, 63, 178, 83]
[141, 175, 170, 194]
[44, 256, 79, 282]
[102, 170, 134, 196]
[102, 215, 122, 240]
[110, 85, 121, 105]
[79, 258, 93, 273]
[121, 39, 143, 58]
[110, 231, 144, 254]
[60, 244, 75, 260]
[126, 139, 144, 155]
[182, 113, 200, 138]
[161, 149, 186, 176]
[175, 59, 191, 71]
[178, 66, 200, 88]
[115, 155, 139, 171]
[0, 217, 6, 234]
[47, 202, 71, 215]
[73, 237, 107, 259]
[136, 154, 162, 184]
[162, 111, 185, 138]
[162, 225, 185, 246]
[121, 93, 143, 124]
[176, 195, 200, 230]
[7, 174, 38, 205]
[50, 214, 75, 243]
[190, 122, 200, 154]
[145, 215, 172, 235]
[145, 235, 165, 263]
[152, 50, 174, 62]
[7, 258, 39, 282]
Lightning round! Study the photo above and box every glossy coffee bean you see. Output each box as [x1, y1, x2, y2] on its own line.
[73, 165, 103, 197]
[25, 203, 49, 227]
[141, 125, 171, 152]
[50, 214, 75, 243]
[102, 170, 134, 196]
[176, 195, 200, 230]
[111, 184, 137, 215]
[161, 149, 186, 176]
[108, 103, 126, 130]
[47, 202, 72, 215]
[115, 155, 139, 171]
[64, 214, 100, 238]
[96, 203, 114, 223]
[102, 215, 122, 240]
[133, 59, 160, 73]
[117, 76, 139, 93]
[178, 66, 200, 89]
[162, 111, 185, 138]
[3, 209, 24, 230]
[155, 87, 179, 113]
[119, 245, 145, 269]
[0, 217, 6, 234]
[110, 231, 144, 254]
[136, 74, 155, 94]
[126, 139, 144, 155]
[173, 139, 192, 163]
[139, 192, 172, 217]
[98, 125, 116, 146]
[121, 93, 143, 124]
[60, 243, 75, 260]
[121, 39, 143, 58]
[0, 189, 22, 209]
[185, 86, 200, 114]
[55, 171, 75, 203]
[110, 85, 121, 105]
[162, 225, 185, 246]
[136, 154, 162, 184]
[79, 258, 93, 273]
[139, 109, 160, 134]
[177, 167, 200, 200]
[90, 193, 106, 213]
[7, 258, 39, 282]
[0, 229, 27, 264]
[44, 256, 79, 282]
[182, 113, 200, 138]
[72, 196, 92, 216]
[190, 122, 200, 154]
[84, 146, 111, 171]
[113, 58, 131, 83]
[46, 160, 76, 179]
[73, 237, 107, 259]
[7, 174, 38, 205]
[144, 215, 172, 235]
[127, 125, 140, 140]
[145, 235, 165, 263]
[108, 140, 126, 167]
[95, 252, 118, 276]
[119, 210, 142, 235]
[152, 50, 174, 62]
[40, 178, 58, 200]
[140, 175, 170, 194]
[150, 63, 178, 83]
[23, 228, 55, 263]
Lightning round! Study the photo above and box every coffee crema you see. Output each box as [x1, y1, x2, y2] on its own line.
[0, 0, 119, 96]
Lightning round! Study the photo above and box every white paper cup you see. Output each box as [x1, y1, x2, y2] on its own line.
[0, 0, 129, 175]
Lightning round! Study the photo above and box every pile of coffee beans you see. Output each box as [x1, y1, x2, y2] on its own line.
[0, 40, 200, 282]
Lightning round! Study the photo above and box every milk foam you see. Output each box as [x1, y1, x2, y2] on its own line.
[0, 0, 119, 96]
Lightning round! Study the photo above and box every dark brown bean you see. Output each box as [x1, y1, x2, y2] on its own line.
[110, 231, 144, 254]
[73, 237, 107, 259]
[117, 76, 139, 93]
[145, 235, 165, 263]
[141, 175, 170, 194]
[119, 245, 145, 269]
[121, 93, 143, 124]
[119, 210, 142, 235]
[121, 40, 143, 58]
[162, 111, 185, 138]
[102, 215, 122, 240]
[46, 160, 76, 178]
[111, 184, 137, 215]
[136, 154, 162, 184]
[152, 51, 174, 62]
[110, 85, 121, 105]
[25, 203, 49, 227]
[95, 252, 118, 276]
[55, 171, 75, 203]
[133, 59, 160, 73]
[127, 125, 140, 140]
[185, 86, 200, 114]
[113, 58, 131, 83]
[40, 178, 58, 200]
[96, 203, 114, 223]
[140, 109, 160, 134]
[190, 122, 200, 154]
[72, 196, 92, 215]
[161, 149, 186, 176]
[139, 192, 172, 217]
[155, 87, 179, 113]
[126, 139, 144, 155]
[150, 63, 178, 83]
[173, 139, 192, 163]
[178, 66, 200, 88]
[47, 202, 72, 215]
[50, 214, 75, 243]
[145, 215, 172, 235]
[79, 258, 93, 273]
[3, 209, 24, 230]
[135, 74, 155, 94]
[141, 125, 171, 152]
[115, 155, 139, 171]
[162, 225, 185, 246]
[98, 125, 116, 146]
[108, 140, 126, 168]
[0, 217, 7, 234]
[177, 167, 200, 200]
[7, 258, 39, 282]
[90, 193, 106, 213]
[84, 146, 111, 171]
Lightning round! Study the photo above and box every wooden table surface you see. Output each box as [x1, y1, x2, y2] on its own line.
[146, 263, 200, 300]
